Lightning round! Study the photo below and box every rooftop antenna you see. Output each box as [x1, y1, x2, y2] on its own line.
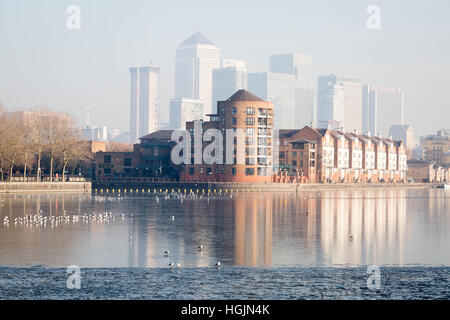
[82, 106, 91, 128]
[149, 24, 154, 65]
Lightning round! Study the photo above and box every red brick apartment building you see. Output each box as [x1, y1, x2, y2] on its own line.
[180, 90, 274, 183]
[276, 126, 408, 183]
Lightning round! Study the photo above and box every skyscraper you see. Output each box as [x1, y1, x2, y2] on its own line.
[364, 85, 404, 137]
[174, 32, 220, 117]
[270, 53, 314, 127]
[247, 72, 296, 129]
[129, 28, 159, 144]
[389, 124, 414, 158]
[169, 98, 204, 130]
[317, 74, 362, 132]
[212, 59, 247, 114]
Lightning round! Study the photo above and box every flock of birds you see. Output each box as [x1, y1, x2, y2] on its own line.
[2, 210, 126, 228]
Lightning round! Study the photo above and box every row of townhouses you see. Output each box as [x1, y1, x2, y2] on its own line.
[276, 126, 408, 183]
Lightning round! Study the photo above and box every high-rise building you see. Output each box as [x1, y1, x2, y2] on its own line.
[270, 53, 314, 127]
[174, 32, 220, 117]
[212, 59, 247, 114]
[247, 72, 296, 129]
[129, 65, 159, 143]
[363, 85, 404, 137]
[169, 98, 204, 130]
[317, 74, 362, 132]
[389, 124, 414, 158]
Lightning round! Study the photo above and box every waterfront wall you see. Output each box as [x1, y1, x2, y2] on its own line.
[92, 181, 432, 193]
[0, 182, 92, 193]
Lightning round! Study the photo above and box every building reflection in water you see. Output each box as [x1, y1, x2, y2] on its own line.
[0, 189, 449, 267]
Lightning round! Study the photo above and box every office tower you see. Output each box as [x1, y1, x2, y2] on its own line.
[270, 53, 314, 127]
[364, 85, 404, 137]
[82, 126, 108, 142]
[130, 29, 159, 143]
[247, 72, 296, 129]
[317, 74, 362, 132]
[389, 124, 414, 158]
[212, 59, 247, 113]
[169, 98, 204, 130]
[174, 32, 220, 116]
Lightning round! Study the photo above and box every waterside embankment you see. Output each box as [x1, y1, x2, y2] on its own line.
[92, 181, 435, 193]
[0, 182, 92, 193]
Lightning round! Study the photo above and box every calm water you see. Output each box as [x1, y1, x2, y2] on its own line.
[1, 188, 449, 268]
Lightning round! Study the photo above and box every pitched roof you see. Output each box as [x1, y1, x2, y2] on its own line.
[289, 138, 316, 144]
[279, 129, 301, 138]
[180, 32, 215, 46]
[140, 130, 174, 141]
[315, 128, 328, 136]
[226, 89, 264, 102]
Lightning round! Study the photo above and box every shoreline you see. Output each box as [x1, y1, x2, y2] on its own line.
[0, 181, 441, 194]
[92, 181, 436, 193]
[0, 182, 92, 194]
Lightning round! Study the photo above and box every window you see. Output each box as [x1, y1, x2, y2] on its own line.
[258, 137, 267, 144]
[245, 137, 254, 145]
[104, 155, 111, 164]
[246, 107, 255, 115]
[206, 167, 212, 175]
[103, 168, 111, 175]
[189, 167, 195, 175]
[245, 127, 254, 135]
[221, 167, 225, 174]
[215, 167, 219, 174]
[232, 168, 236, 175]
[258, 128, 267, 135]
[292, 161, 297, 166]
[200, 167, 204, 174]
[246, 148, 255, 156]
[221, 108, 225, 115]
[292, 151, 297, 157]
[246, 117, 255, 125]
[300, 160, 304, 167]
[232, 117, 237, 125]
[245, 157, 255, 165]
[232, 107, 237, 115]
[280, 152, 285, 159]
[258, 108, 267, 116]
[245, 168, 255, 176]
[124, 158, 132, 166]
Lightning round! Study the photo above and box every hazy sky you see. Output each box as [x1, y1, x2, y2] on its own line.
[1, 0, 449, 137]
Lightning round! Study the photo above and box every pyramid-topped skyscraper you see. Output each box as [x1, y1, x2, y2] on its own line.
[172, 32, 220, 126]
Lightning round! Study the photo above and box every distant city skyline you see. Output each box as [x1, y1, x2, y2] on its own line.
[1, 0, 449, 137]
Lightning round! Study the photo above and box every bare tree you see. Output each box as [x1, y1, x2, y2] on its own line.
[27, 108, 49, 181]
[57, 114, 89, 181]
[1, 112, 23, 180]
